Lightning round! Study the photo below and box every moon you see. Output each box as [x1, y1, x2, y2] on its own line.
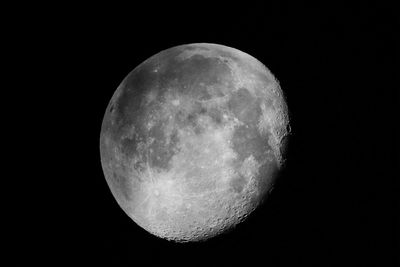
[100, 43, 290, 242]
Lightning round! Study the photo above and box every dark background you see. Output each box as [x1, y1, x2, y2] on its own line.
[13, 2, 398, 266]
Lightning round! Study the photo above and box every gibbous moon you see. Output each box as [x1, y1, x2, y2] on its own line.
[100, 43, 290, 242]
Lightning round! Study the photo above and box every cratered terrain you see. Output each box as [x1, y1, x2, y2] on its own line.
[100, 43, 290, 242]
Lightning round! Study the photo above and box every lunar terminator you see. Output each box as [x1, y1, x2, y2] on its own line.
[100, 43, 290, 242]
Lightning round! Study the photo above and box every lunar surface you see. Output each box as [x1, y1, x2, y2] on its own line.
[100, 43, 290, 242]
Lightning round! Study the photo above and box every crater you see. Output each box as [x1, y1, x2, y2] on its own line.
[174, 101, 208, 132]
[109, 103, 115, 113]
[207, 107, 224, 125]
[112, 171, 131, 200]
[227, 87, 257, 122]
[229, 175, 247, 193]
[184, 167, 217, 194]
[231, 124, 271, 164]
[119, 136, 138, 157]
[147, 125, 180, 171]
[198, 86, 213, 101]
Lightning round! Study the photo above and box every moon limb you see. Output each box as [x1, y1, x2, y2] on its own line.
[100, 43, 290, 242]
